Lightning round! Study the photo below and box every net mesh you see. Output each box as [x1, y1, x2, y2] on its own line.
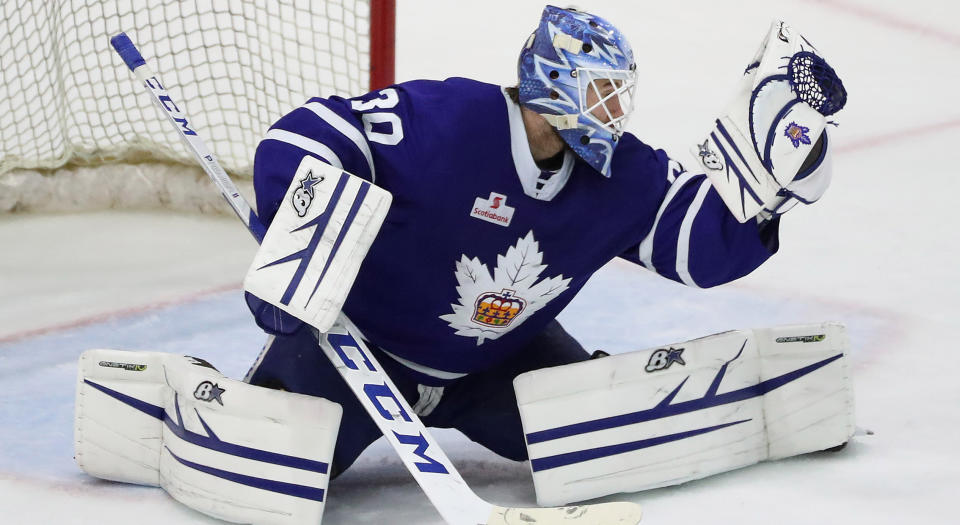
[0, 0, 371, 180]
[788, 51, 847, 117]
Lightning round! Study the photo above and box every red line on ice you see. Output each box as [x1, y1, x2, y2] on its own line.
[808, 0, 960, 48]
[0, 282, 243, 344]
[837, 118, 960, 154]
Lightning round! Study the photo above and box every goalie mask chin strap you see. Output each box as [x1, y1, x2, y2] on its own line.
[504, 89, 575, 202]
[540, 113, 579, 130]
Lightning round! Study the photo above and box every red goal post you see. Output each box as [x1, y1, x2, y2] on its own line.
[370, 0, 397, 92]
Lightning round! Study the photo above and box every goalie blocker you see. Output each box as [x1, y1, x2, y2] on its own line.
[514, 322, 855, 506]
[244, 155, 392, 334]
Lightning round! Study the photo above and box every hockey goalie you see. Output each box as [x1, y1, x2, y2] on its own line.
[76, 6, 852, 524]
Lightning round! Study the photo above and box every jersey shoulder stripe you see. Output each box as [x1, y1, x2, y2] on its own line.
[301, 101, 377, 183]
[262, 129, 344, 169]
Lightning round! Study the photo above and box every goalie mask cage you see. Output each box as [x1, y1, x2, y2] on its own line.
[0, 0, 395, 213]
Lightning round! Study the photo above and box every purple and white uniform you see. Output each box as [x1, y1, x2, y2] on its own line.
[246, 77, 780, 473]
[252, 77, 777, 383]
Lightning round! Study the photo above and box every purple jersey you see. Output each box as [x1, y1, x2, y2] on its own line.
[252, 78, 777, 383]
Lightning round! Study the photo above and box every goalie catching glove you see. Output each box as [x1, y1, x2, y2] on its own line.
[691, 20, 847, 223]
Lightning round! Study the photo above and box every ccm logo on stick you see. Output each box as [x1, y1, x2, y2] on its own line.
[144, 76, 197, 136]
[326, 332, 449, 474]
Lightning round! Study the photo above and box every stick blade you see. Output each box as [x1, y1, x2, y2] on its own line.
[488, 502, 643, 525]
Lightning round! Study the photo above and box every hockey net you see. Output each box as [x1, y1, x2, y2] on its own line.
[0, 0, 394, 214]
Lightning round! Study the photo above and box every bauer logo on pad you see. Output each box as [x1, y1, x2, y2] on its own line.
[470, 192, 515, 227]
[194, 381, 225, 405]
[645, 347, 686, 372]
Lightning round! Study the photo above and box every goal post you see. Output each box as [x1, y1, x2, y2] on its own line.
[0, 0, 395, 213]
[369, 0, 397, 92]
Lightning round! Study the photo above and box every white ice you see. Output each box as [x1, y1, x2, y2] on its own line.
[1, 0, 958, 523]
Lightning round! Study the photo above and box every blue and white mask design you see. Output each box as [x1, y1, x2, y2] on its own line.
[518, 6, 638, 177]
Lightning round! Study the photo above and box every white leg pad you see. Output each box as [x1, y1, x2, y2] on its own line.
[74, 350, 168, 486]
[514, 322, 854, 506]
[75, 349, 342, 524]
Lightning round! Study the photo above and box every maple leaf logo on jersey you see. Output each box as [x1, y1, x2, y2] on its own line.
[440, 231, 571, 345]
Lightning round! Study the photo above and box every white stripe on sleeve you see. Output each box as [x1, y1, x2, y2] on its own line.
[303, 102, 376, 183]
[263, 129, 344, 169]
[675, 180, 712, 288]
[637, 170, 698, 272]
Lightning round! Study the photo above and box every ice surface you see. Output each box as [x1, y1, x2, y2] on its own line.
[2, 0, 958, 523]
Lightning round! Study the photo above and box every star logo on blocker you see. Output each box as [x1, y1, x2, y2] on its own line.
[292, 170, 325, 217]
[299, 170, 323, 195]
[470, 192, 515, 227]
[697, 140, 724, 171]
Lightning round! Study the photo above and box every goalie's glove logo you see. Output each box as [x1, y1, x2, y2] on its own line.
[292, 170, 325, 217]
[194, 381, 226, 405]
[696, 140, 724, 171]
[784, 122, 812, 148]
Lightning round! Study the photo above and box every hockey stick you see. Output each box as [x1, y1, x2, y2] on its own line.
[110, 33, 642, 525]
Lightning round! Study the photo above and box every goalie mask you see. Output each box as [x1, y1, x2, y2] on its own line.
[518, 5, 637, 177]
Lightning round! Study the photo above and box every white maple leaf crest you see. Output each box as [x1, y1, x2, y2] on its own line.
[440, 231, 571, 345]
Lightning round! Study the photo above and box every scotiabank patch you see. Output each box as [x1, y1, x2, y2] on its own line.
[470, 192, 514, 227]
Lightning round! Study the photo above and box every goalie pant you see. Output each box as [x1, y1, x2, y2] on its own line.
[245, 319, 591, 476]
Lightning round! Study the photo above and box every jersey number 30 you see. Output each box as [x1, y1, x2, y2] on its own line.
[351, 89, 404, 146]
